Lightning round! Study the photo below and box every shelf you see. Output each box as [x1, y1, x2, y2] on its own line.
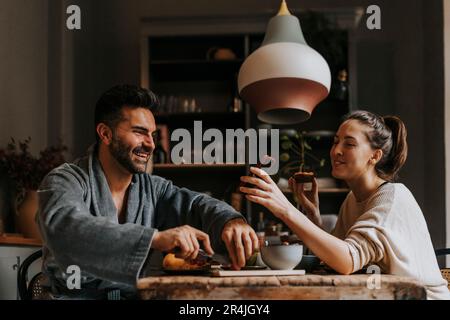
[153, 163, 246, 170]
[154, 112, 245, 128]
[303, 130, 336, 138]
[0, 234, 42, 247]
[281, 188, 350, 194]
[155, 111, 244, 119]
[150, 60, 242, 81]
[150, 59, 244, 65]
[148, 35, 245, 62]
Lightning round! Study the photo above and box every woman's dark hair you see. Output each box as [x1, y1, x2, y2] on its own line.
[342, 110, 408, 182]
[94, 84, 159, 140]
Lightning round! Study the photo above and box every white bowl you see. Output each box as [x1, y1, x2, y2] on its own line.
[260, 244, 303, 270]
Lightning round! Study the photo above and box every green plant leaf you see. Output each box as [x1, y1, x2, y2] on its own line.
[281, 141, 292, 150]
[304, 141, 312, 150]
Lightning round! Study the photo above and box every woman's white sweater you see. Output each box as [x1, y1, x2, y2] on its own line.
[331, 182, 450, 300]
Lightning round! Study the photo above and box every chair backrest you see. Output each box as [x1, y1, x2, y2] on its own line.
[435, 248, 450, 290]
[17, 249, 43, 300]
[435, 248, 450, 258]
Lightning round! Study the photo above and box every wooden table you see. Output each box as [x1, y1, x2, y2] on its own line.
[137, 273, 427, 300]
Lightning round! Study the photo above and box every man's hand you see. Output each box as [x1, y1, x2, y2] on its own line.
[221, 218, 259, 270]
[151, 225, 214, 260]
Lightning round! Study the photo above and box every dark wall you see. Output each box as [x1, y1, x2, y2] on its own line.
[0, 1, 445, 247]
[46, 0, 447, 248]
[422, 0, 445, 252]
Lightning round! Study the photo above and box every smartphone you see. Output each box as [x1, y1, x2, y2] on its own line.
[240, 156, 274, 190]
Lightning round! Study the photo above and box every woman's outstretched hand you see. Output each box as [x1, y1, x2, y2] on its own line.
[239, 166, 298, 220]
[241, 168, 353, 275]
[289, 177, 322, 227]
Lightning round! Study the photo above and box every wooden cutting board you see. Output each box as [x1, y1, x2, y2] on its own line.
[211, 269, 305, 277]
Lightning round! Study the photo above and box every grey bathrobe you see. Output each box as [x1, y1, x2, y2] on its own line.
[37, 146, 244, 297]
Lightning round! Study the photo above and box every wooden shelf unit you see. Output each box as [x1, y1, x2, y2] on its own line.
[143, 27, 350, 229]
[0, 234, 42, 247]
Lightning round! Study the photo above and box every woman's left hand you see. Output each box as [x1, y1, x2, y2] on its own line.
[239, 166, 297, 219]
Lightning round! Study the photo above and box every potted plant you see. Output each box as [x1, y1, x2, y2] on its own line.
[279, 130, 326, 175]
[0, 137, 67, 239]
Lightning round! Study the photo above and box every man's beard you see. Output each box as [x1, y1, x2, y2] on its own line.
[109, 134, 152, 174]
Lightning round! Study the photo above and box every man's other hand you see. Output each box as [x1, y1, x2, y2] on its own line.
[221, 218, 259, 270]
[151, 225, 214, 260]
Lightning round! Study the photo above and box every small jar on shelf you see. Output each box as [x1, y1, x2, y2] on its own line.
[229, 96, 243, 113]
[152, 129, 168, 164]
[256, 212, 265, 232]
[228, 73, 243, 113]
[333, 69, 348, 101]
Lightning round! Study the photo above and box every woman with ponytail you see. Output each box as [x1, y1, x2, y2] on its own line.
[240, 110, 450, 299]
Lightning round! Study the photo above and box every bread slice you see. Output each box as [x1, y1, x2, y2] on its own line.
[162, 253, 210, 271]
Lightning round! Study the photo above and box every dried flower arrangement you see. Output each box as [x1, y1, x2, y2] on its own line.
[0, 137, 68, 192]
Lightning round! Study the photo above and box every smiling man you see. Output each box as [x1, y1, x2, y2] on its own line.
[37, 85, 258, 299]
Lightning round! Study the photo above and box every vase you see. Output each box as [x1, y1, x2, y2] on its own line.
[14, 189, 42, 240]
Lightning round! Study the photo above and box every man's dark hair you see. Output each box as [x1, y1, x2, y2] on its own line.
[94, 84, 159, 140]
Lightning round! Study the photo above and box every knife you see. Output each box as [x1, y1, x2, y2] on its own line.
[197, 249, 231, 267]
[171, 248, 231, 267]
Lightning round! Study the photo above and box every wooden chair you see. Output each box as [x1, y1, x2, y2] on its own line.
[17, 248, 121, 299]
[17, 249, 49, 300]
[435, 248, 450, 290]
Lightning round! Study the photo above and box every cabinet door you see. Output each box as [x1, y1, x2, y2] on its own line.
[0, 246, 42, 300]
[0, 256, 20, 300]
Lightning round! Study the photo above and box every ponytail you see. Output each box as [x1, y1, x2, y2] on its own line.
[381, 116, 408, 181]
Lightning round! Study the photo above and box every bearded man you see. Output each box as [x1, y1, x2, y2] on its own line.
[37, 85, 258, 299]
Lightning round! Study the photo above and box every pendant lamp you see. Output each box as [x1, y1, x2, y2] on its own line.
[238, 0, 331, 125]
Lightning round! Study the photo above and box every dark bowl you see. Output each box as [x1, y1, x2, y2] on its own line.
[296, 254, 321, 272]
